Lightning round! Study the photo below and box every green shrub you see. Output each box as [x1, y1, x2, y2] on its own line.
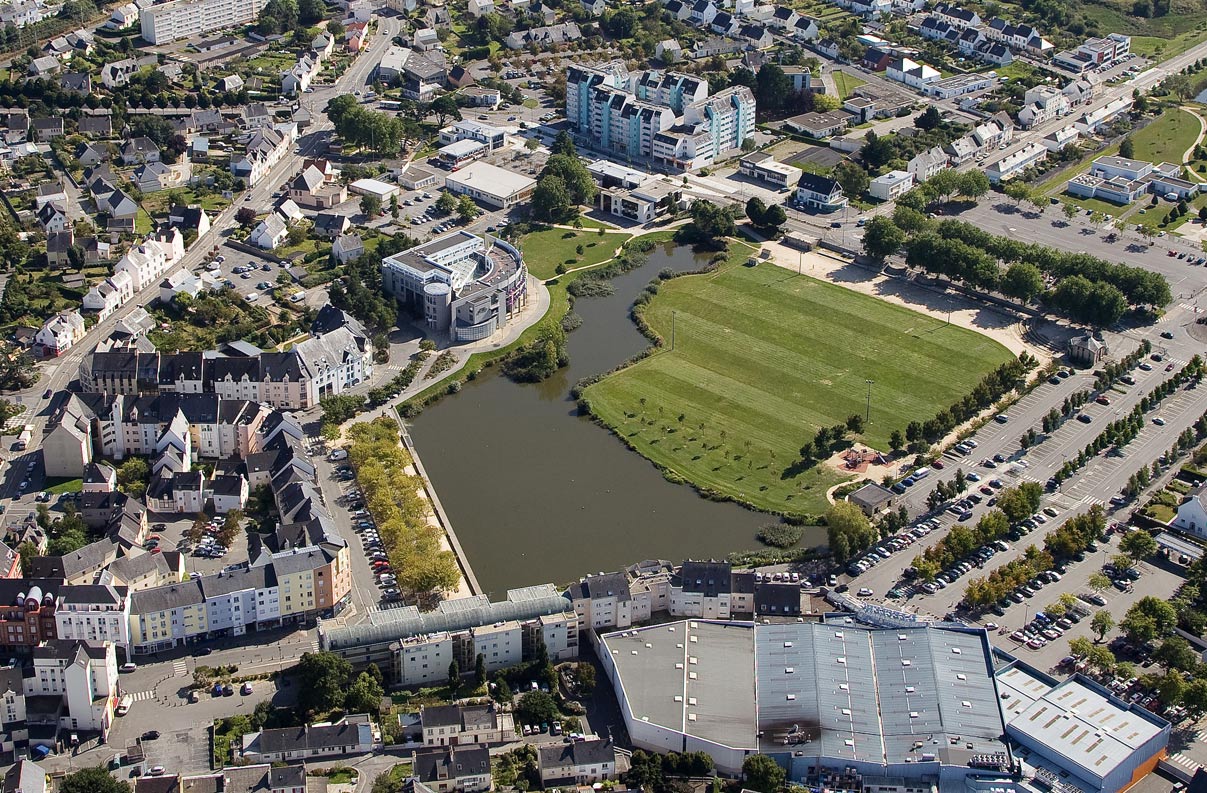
[756, 523, 805, 548]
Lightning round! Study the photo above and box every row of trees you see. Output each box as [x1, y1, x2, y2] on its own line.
[346, 419, 461, 597]
[963, 545, 1054, 608]
[796, 415, 865, 468]
[1042, 505, 1107, 560]
[326, 94, 428, 157]
[1051, 357, 1204, 486]
[936, 219, 1172, 308]
[911, 483, 1040, 580]
[295, 651, 385, 716]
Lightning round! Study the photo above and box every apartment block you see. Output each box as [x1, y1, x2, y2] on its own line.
[140, 0, 270, 45]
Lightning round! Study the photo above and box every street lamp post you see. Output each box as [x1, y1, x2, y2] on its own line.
[865, 379, 875, 424]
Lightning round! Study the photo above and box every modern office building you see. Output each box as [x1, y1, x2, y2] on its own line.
[140, 0, 269, 44]
[381, 230, 528, 342]
[599, 619, 1014, 789]
[443, 161, 536, 209]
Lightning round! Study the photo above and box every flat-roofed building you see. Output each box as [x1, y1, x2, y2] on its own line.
[996, 660, 1168, 793]
[444, 162, 535, 209]
[738, 152, 797, 189]
[599, 620, 1013, 786]
[140, 0, 268, 44]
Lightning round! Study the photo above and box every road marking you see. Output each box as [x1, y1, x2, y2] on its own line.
[1168, 752, 1201, 770]
[172, 659, 187, 677]
[130, 690, 156, 702]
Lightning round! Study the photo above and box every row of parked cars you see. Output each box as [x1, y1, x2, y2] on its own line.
[338, 466, 401, 602]
[847, 521, 941, 579]
[1011, 602, 1086, 649]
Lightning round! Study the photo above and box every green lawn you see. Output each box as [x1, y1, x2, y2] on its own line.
[1059, 191, 1128, 217]
[584, 254, 1015, 515]
[1130, 107, 1202, 164]
[520, 227, 628, 280]
[831, 70, 866, 100]
[45, 478, 82, 494]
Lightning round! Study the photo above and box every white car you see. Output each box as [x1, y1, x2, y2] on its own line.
[857, 587, 874, 597]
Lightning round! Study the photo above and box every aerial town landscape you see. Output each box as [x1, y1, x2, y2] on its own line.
[2, 0, 1207, 790]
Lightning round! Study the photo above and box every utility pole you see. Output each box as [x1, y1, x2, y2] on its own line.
[671, 310, 677, 351]
[865, 378, 874, 424]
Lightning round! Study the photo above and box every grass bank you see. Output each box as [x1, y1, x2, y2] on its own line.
[582, 252, 1016, 515]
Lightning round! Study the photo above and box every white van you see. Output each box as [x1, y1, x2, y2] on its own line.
[329, 449, 349, 461]
[912, 467, 931, 480]
[116, 694, 133, 716]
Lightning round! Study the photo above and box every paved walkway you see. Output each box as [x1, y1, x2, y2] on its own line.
[1182, 105, 1207, 178]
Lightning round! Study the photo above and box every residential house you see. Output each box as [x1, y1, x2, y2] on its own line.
[420, 704, 514, 747]
[412, 746, 492, 793]
[907, 146, 949, 181]
[332, 234, 364, 264]
[538, 740, 616, 785]
[58, 72, 91, 94]
[869, 169, 914, 201]
[36, 311, 85, 357]
[121, 137, 161, 165]
[46, 230, 74, 268]
[248, 215, 289, 250]
[504, 22, 581, 49]
[887, 57, 940, 89]
[31, 117, 63, 141]
[1174, 484, 1207, 538]
[240, 714, 377, 762]
[313, 213, 350, 239]
[288, 165, 347, 209]
[36, 202, 67, 233]
[986, 141, 1047, 183]
[794, 172, 847, 212]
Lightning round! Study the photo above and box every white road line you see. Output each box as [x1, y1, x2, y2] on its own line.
[172, 659, 187, 676]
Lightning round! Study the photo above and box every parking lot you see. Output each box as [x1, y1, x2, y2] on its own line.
[201, 249, 293, 306]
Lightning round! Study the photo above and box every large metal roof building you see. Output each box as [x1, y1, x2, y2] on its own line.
[598, 619, 1013, 787]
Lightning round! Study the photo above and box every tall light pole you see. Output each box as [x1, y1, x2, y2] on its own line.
[865, 379, 874, 424]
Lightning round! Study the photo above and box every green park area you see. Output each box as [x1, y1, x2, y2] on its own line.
[831, 70, 866, 99]
[1130, 106, 1202, 164]
[520, 227, 630, 280]
[584, 255, 1015, 514]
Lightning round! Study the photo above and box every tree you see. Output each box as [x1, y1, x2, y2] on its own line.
[187, 513, 207, 545]
[1000, 262, 1044, 302]
[1156, 636, 1200, 671]
[1088, 573, 1112, 593]
[915, 105, 942, 130]
[833, 161, 870, 201]
[117, 457, 149, 499]
[475, 653, 487, 685]
[360, 193, 382, 218]
[1003, 180, 1031, 205]
[1119, 136, 1135, 159]
[1121, 596, 1177, 645]
[957, 170, 990, 202]
[889, 429, 904, 452]
[826, 501, 876, 563]
[457, 194, 481, 222]
[296, 651, 353, 715]
[1183, 679, 1207, 718]
[531, 175, 573, 223]
[681, 200, 735, 249]
[60, 768, 131, 793]
[862, 216, 905, 262]
[435, 191, 458, 215]
[516, 691, 558, 725]
[1062, 202, 1078, 221]
[552, 130, 576, 157]
[755, 64, 792, 119]
[345, 671, 384, 713]
[1090, 610, 1115, 641]
[448, 659, 460, 687]
[746, 196, 767, 227]
[429, 94, 461, 127]
[1120, 530, 1158, 563]
[742, 754, 785, 793]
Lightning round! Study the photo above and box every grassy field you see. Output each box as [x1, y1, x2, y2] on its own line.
[1131, 107, 1202, 164]
[1059, 192, 1128, 217]
[520, 227, 629, 280]
[584, 255, 1015, 514]
[832, 70, 866, 99]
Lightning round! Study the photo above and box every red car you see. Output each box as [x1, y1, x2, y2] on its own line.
[1169, 249, 1177, 256]
[932, 460, 945, 469]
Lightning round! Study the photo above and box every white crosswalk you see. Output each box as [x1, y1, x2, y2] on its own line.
[1167, 752, 1201, 771]
[172, 659, 188, 677]
[129, 690, 156, 702]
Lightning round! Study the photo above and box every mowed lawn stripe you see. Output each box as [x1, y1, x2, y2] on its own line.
[585, 258, 1013, 514]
